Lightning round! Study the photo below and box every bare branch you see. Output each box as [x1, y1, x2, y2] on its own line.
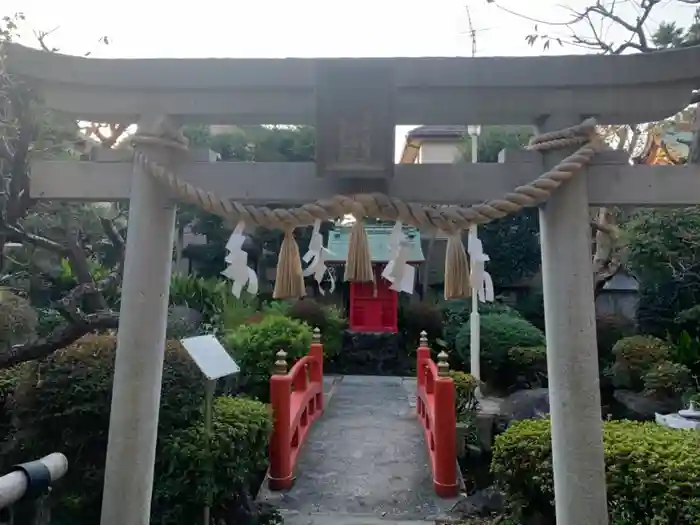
[0, 311, 119, 368]
[99, 217, 125, 253]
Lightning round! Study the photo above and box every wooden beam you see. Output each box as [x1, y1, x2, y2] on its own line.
[29, 156, 700, 207]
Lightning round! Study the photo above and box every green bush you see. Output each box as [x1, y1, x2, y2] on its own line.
[0, 364, 26, 435]
[441, 299, 519, 358]
[400, 301, 443, 347]
[3, 335, 264, 525]
[595, 313, 636, 368]
[448, 371, 479, 420]
[169, 274, 258, 333]
[455, 313, 545, 391]
[607, 335, 671, 390]
[153, 396, 273, 524]
[507, 346, 548, 389]
[492, 418, 700, 524]
[0, 289, 37, 347]
[643, 360, 692, 399]
[287, 299, 346, 360]
[35, 307, 65, 337]
[225, 315, 312, 401]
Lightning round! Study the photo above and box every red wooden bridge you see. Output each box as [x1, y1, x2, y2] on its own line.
[262, 330, 459, 523]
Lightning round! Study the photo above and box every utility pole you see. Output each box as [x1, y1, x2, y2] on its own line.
[466, 5, 481, 390]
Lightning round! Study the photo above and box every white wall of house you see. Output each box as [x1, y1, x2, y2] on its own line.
[417, 141, 462, 164]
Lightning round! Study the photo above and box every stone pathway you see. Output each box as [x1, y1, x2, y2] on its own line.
[258, 375, 460, 524]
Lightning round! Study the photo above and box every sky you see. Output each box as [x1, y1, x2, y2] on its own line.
[3, 0, 697, 156]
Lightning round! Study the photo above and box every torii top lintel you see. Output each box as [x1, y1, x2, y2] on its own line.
[5, 43, 700, 126]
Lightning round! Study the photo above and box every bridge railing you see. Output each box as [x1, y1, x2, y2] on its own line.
[268, 328, 324, 490]
[416, 332, 458, 498]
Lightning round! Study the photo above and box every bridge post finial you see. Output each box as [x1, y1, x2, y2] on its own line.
[437, 351, 450, 377]
[312, 327, 322, 344]
[274, 349, 288, 375]
[419, 330, 428, 347]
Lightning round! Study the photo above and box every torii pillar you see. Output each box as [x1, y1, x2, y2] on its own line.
[537, 114, 608, 525]
[100, 117, 180, 525]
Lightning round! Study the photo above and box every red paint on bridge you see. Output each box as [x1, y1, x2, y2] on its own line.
[416, 342, 458, 498]
[268, 340, 324, 490]
[267, 335, 457, 498]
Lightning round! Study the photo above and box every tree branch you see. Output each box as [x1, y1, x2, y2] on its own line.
[0, 311, 119, 368]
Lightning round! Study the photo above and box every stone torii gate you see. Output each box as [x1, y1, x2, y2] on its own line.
[6, 43, 700, 525]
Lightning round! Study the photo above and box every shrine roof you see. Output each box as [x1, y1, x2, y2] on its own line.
[325, 225, 425, 264]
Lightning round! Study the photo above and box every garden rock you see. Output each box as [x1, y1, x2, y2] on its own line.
[451, 486, 505, 518]
[166, 305, 203, 338]
[498, 388, 550, 428]
[613, 389, 681, 421]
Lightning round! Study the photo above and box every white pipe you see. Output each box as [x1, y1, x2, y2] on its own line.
[469, 133, 481, 389]
[0, 453, 68, 509]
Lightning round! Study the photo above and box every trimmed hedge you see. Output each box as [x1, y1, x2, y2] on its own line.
[441, 299, 518, 352]
[455, 313, 545, 391]
[2, 336, 272, 525]
[153, 396, 273, 524]
[492, 418, 700, 524]
[607, 335, 671, 390]
[225, 314, 312, 401]
[448, 370, 479, 419]
[642, 360, 692, 399]
[287, 299, 346, 361]
[507, 346, 548, 389]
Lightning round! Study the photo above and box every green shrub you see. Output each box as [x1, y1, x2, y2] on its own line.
[0, 364, 26, 435]
[35, 307, 64, 337]
[3, 336, 210, 524]
[595, 313, 636, 368]
[400, 301, 443, 346]
[670, 330, 700, 377]
[455, 313, 545, 391]
[492, 418, 700, 524]
[287, 299, 346, 360]
[514, 289, 545, 331]
[607, 335, 671, 390]
[225, 315, 312, 401]
[441, 299, 519, 356]
[507, 346, 548, 388]
[0, 289, 37, 347]
[261, 300, 291, 317]
[448, 371, 479, 420]
[288, 298, 326, 331]
[169, 274, 258, 333]
[323, 304, 347, 360]
[643, 360, 692, 399]
[153, 396, 273, 524]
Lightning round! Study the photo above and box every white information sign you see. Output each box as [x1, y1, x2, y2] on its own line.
[180, 335, 240, 380]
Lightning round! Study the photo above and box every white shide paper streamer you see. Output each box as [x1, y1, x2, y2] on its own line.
[302, 219, 336, 295]
[221, 221, 259, 298]
[467, 227, 494, 302]
[381, 221, 415, 294]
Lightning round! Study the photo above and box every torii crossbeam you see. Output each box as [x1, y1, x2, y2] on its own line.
[6, 42, 700, 525]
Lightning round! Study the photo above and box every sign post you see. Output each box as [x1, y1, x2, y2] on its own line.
[180, 335, 241, 525]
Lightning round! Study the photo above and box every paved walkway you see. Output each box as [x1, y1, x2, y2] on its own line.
[258, 375, 460, 524]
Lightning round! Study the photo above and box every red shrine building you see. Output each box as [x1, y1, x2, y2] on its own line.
[325, 225, 425, 333]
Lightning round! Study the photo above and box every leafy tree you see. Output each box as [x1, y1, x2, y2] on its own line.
[486, 0, 700, 296]
[180, 125, 332, 291]
[0, 16, 127, 368]
[459, 126, 541, 288]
